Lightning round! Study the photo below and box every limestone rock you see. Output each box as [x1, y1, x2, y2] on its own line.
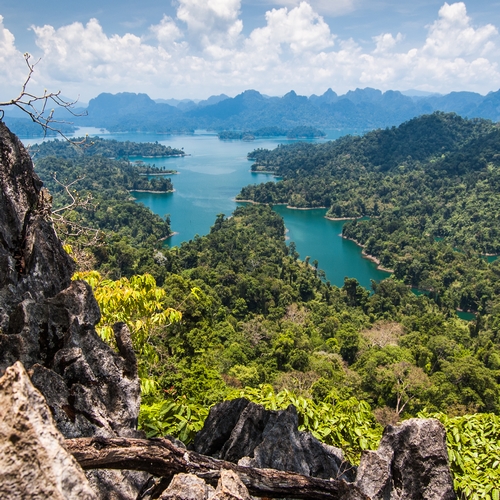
[193, 398, 251, 457]
[159, 473, 215, 500]
[355, 418, 456, 499]
[0, 121, 73, 331]
[193, 399, 354, 481]
[211, 470, 252, 500]
[156, 471, 251, 500]
[0, 361, 97, 500]
[0, 120, 144, 498]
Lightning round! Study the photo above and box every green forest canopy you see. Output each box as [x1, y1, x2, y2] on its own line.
[32, 128, 500, 499]
[237, 112, 500, 314]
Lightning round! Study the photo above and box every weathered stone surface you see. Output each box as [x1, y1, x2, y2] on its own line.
[193, 399, 354, 481]
[355, 418, 456, 500]
[86, 470, 152, 500]
[0, 120, 145, 498]
[158, 473, 215, 500]
[211, 470, 252, 500]
[0, 121, 73, 330]
[153, 471, 251, 500]
[193, 398, 250, 457]
[0, 361, 97, 500]
[220, 401, 274, 463]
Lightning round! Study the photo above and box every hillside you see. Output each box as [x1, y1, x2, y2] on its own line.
[237, 112, 500, 314]
[2, 119, 499, 497]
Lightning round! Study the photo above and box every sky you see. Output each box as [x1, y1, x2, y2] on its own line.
[1, 0, 500, 103]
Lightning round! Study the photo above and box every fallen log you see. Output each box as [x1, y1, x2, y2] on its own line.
[65, 437, 368, 500]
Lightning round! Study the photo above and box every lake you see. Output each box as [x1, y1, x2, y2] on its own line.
[25, 128, 390, 289]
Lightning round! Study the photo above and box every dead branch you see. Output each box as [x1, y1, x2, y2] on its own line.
[65, 437, 367, 500]
[0, 53, 87, 140]
[47, 173, 104, 247]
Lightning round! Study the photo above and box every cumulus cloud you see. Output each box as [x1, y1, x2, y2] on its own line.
[176, 0, 243, 49]
[423, 2, 497, 58]
[373, 33, 404, 53]
[248, 2, 335, 55]
[149, 15, 184, 49]
[0, 15, 27, 97]
[32, 19, 164, 82]
[270, 0, 356, 17]
[0, 1, 499, 100]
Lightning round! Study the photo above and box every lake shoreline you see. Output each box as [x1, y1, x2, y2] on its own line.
[286, 205, 327, 210]
[139, 171, 179, 176]
[343, 235, 394, 273]
[160, 231, 179, 241]
[325, 215, 358, 221]
[130, 189, 176, 194]
[250, 169, 280, 175]
[234, 199, 326, 210]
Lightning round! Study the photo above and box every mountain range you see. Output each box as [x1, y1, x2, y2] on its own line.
[5, 87, 500, 135]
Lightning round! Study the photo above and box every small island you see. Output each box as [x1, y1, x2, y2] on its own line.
[30, 137, 183, 195]
[218, 126, 326, 141]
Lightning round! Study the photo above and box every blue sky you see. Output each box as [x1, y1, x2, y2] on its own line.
[1, 1, 499, 102]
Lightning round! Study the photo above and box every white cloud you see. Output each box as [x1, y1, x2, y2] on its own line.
[176, 0, 243, 49]
[268, 0, 356, 17]
[0, 15, 28, 99]
[149, 15, 184, 49]
[248, 2, 335, 55]
[32, 20, 165, 81]
[423, 2, 497, 58]
[0, 2, 499, 101]
[373, 33, 403, 53]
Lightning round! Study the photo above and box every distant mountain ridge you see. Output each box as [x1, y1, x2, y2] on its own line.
[10, 87, 500, 135]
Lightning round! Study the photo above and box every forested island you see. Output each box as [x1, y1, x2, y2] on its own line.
[31, 136, 185, 159]
[218, 126, 326, 141]
[25, 123, 500, 498]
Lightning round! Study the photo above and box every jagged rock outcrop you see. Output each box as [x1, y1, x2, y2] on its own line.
[194, 399, 456, 499]
[355, 418, 456, 499]
[0, 120, 144, 498]
[193, 398, 354, 481]
[211, 470, 252, 500]
[0, 361, 97, 499]
[0, 122, 73, 330]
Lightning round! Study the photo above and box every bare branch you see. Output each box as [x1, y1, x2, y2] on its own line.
[0, 53, 87, 140]
[43, 173, 105, 248]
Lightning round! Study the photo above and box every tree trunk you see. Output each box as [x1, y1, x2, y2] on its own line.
[65, 437, 367, 500]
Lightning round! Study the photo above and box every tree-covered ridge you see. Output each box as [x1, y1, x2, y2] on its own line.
[30, 136, 185, 159]
[242, 112, 496, 177]
[237, 113, 500, 312]
[218, 126, 326, 141]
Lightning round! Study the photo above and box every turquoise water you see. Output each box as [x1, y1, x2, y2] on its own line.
[27, 128, 390, 289]
[271, 206, 389, 288]
[124, 130, 389, 289]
